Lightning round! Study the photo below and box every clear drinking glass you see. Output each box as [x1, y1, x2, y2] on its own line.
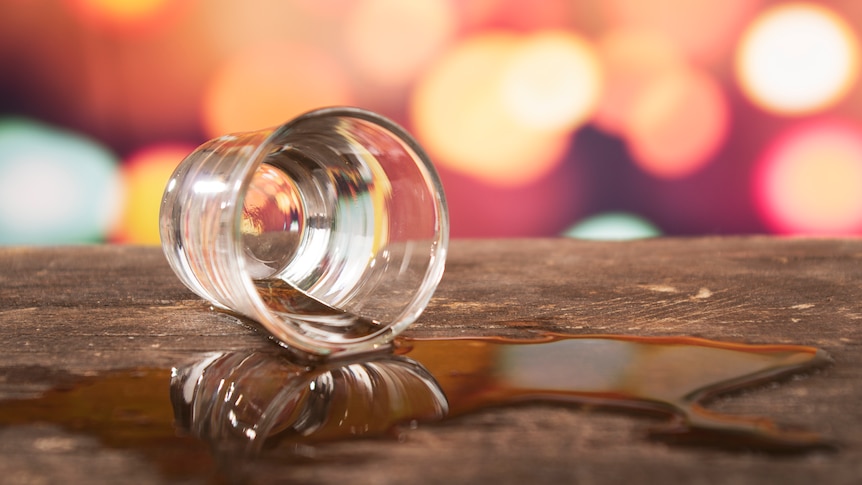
[160, 107, 449, 358]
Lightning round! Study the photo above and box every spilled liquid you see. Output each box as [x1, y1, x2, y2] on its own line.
[0, 334, 834, 482]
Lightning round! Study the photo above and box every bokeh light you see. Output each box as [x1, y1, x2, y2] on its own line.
[0, 119, 122, 244]
[293, 0, 354, 18]
[5, 1, 862, 240]
[112, 144, 194, 244]
[411, 32, 599, 186]
[604, 0, 760, 63]
[460, 0, 575, 33]
[63, 0, 181, 32]
[736, 3, 859, 115]
[755, 120, 862, 235]
[344, 0, 456, 89]
[594, 29, 682, 135]
[202, 43, 353, 137]
[626, 67, 729, 179]
[500, 31, 603, 133]
[564, 212, 661, 240]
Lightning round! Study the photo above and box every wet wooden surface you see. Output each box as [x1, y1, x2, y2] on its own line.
[1, 238, 861, 484]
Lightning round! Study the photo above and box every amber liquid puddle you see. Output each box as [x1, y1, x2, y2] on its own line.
[0, 333, 834, 482]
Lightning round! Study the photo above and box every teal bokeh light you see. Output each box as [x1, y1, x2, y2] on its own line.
[0, 118, 122, 244]
[564, 212, 661, 241]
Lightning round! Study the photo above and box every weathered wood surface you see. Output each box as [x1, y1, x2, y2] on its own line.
[1, 238, 861, 484]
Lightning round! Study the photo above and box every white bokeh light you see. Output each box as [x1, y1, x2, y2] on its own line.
[736, 3, 859, 114]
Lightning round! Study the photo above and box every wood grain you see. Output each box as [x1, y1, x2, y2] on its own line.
[1, 238, 861, 484]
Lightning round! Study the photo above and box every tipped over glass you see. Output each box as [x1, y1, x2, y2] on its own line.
[160, 107, 448, 358]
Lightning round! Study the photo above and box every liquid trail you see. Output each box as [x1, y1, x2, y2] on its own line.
[0, 333, 834, 482]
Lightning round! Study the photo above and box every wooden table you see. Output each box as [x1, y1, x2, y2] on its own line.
[1, 238, 860, 484]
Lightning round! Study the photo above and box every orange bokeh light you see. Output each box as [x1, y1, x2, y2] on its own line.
[410, 32, 600, 186]
[735, 3, 859, 115]
[344, 0, 456, 88]
[594, 29, 683, 135]
[755, 120, 862, 235]
[113, 144, 194, 244]
[64, 0, 181, 32]
[294, 0, 355, 18]
[202, 43, 353, 137]
[604, 0, 760, 63]
[626, 67, 729, 179]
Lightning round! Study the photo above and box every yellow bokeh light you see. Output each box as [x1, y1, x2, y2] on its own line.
[500, 31, 602, 133]
[114, 145, 194, 244]
[626, 67, 729, 179]
[64, 0, 178, 30]
[755, 121, 862, 235]
[411, 32, 601, 186]
[344, 0, 455, 88]
[202, 43, 353, 137]
[736, 3, 859, 115]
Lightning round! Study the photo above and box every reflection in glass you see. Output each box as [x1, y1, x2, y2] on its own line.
[171, 350, 448, 454]
[172, 334, 833, 456]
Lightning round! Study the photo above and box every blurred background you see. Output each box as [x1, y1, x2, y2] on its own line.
[2, 0, 862, 244]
